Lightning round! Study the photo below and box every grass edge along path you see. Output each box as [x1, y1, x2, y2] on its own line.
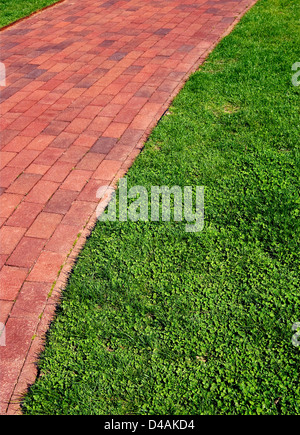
[22, 0, 300, 415]
[0, 0, 62, 29]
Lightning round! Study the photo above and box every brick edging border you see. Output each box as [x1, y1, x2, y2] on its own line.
[0, 0, 65, 33]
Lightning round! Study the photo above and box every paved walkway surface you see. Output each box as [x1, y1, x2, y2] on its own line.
[0, 0, 256, 415]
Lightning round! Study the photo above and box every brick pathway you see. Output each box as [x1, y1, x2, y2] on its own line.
[0, 0, 256, 415]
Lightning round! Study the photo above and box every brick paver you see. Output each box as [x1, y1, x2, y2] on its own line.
[0, 0, 256, 414]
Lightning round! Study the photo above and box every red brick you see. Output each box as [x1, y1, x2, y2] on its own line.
[10, 281, 51, 318]
[0, 226, 26, 256]
[125, 96, 147, 111]
[0, 317, 37, 378]
[139, 102, 162, 117]
[5, 90, 29, 104]
[0, 102, 16, 117]
[73, 134, 98, 148]
[42, 120, 69, 136]
[0, 115, 18, 132]
[102, 122, 128, 138]
[0, 299, 13, 323]
[0, 167, 22, 188]
[77, 179, 107, 202]
[6, 149, 40, 170]
[24, 164, 51, 175]
[0, 193, 23, 219]
[50, 132, 78, 149]
[0, 266, 28, 300]
[0, 152, 17, 170]
[25, 180, 59, 204]
[2, 136, 32, 153]
[118, 128, 144, 147]
[26, 212, 62, 239]
[26, 90, 48, 101]
[149, 90, 169, 104]
[59, 146, 87, 164]
[38, 109, 58, 123]
[81, 85, 104, 99]
[56, 108, 82, 122]
[106, 144, 133, 161]
[22, 103, 48, 118]
[61, 200, 96, 227]
[135, 86, 156, 98]
[39, 79, 63, 92]
[6, 173, 41, 195]
[49, 97, 73, 111]
[27, 251, 65, 283]
[64, 117, 92, 134]
[114, 108, 138, 124]
[130, 114, 153, 130]
[7, 237, 45, 269]
[6, 116, 34, 132]
[76, 152, 105, 171]
[44, 189, 78, 214]
[112, 74, 132, 87]
[91, 93, 113, 107]
[42, 161, 74, 183]
[21, 120, 49, 137]
[0, 254, 8, 270]
[48, 62, 69, 73]
[99, 104, 123, 117]
[131, 71, 152, 83]
[103, 82, 125, 96]
[32, 147, 64, 166]
[92, 159, 122, 181]
[8, 99, 36, 114]
[26, 135, 55, 151]
[63, 88, 85, 100]
[46, 224, 81, 255]
[78, 105, 102, 119]
[60, 169, 92, 191]
[6, 202, 43, 228]
[71, 95, 94, 109]
[111, 92, 133, 105]
[88, 116, 112, 132]
[0, 131, 19, 149]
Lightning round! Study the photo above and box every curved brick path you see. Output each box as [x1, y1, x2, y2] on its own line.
[0, 0, 256, 415]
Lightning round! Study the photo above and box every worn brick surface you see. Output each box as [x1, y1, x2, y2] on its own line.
[0, 0, 257, 414]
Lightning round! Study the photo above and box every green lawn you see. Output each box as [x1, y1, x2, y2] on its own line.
[0, 0, 60, 28]
[22, 0, 300, 415]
